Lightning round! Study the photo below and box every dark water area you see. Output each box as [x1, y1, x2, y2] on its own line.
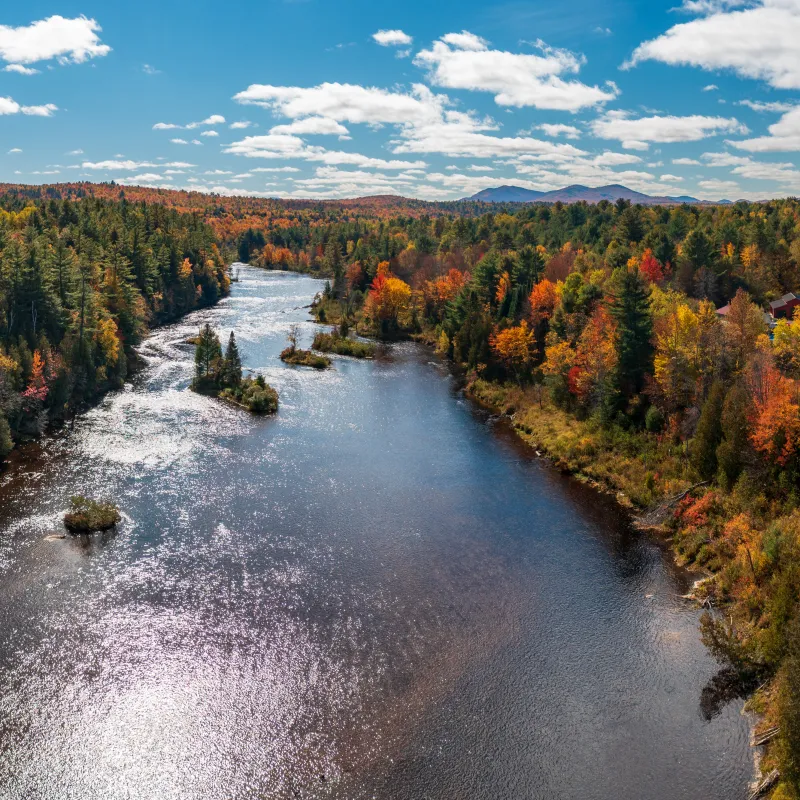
[0, 267, 752, 799]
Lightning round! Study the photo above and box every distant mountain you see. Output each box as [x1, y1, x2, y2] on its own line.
[470, 185, 546, 203]
[468, 183, 700, 205]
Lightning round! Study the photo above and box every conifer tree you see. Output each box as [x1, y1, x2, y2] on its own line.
[222, 331, 242, 387]
[692, 381, 725, 481]
[608, 266, 654, 403]
[194, 324, 222, 386]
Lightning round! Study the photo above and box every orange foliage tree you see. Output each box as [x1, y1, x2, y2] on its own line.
[490, 321, 536, 381]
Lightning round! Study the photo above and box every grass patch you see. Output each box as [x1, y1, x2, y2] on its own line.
[468, 378, 693, 509]
[312, 331, 375, 358]
[280, 347, 331, 369]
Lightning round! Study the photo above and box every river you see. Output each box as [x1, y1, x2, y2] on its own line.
[0, 267, 752, 799]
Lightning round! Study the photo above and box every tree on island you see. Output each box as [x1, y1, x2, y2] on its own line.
[194, 323, 222, 387]
[221, 332, 242, 387]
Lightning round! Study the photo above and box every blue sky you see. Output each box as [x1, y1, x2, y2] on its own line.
[2, 1, 800, 201]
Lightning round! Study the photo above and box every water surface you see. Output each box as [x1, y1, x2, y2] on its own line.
[0, 268, 751, 799]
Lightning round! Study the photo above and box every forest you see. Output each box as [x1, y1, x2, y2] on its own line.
[0, 193, 228, 456]
[2, 183, 800, 793]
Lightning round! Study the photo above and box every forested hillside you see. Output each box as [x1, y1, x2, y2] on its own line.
[0, 195, 227, 455]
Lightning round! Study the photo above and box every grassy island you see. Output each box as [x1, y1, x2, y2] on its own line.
[190, 324, 278, 414]
[64, 496, 121, 533]
[279, 325, 331, 369]
[280, 347, 331, 369]
[312, 330, 375, 359]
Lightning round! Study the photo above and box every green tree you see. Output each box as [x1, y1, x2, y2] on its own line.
[608, 267, 654, 402]
[222, 331, 242, 388]
[194, 324, 222, 386]
[716, 382, 750, 490]
[692, 381, 725, 481]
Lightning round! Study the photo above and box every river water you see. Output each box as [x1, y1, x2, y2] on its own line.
[0, 267, 751, 799]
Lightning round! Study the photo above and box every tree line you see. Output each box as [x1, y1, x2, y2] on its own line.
[0, 195, 228, 454]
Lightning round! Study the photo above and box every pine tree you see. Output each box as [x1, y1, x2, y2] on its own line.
[716, 382, 750, 490]
[194, 324, 222, 386]
[692, 381, 725, 481]
[608, 267, 654, 403]
[222, 331, 242, 387]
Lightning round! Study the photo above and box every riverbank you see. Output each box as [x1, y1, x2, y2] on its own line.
[466, 375, 790, 793]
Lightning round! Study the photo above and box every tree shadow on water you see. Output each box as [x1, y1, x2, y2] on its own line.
[699, 666, 759, 721]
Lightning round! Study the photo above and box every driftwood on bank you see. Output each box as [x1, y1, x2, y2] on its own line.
[752, 726, 780, 747]
[634, 481, 711, 530]
[748, 769, 780, 800]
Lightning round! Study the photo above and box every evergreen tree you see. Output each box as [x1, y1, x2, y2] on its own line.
[222, 331, 242, 387]
[194, 324, 222, 386]
[608, 267, 654, 402]
[692, 381, 725, 481]
[716, 382, 750, 490]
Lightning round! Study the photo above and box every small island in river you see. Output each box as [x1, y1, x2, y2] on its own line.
[191, 324, 278, 414]
[280, 324, 331, 369]
[64, 496, 121, 533]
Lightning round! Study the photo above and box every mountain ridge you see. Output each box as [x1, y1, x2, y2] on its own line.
[468, 183, 702, 205]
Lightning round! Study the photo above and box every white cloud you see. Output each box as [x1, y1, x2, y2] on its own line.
[235, 82, 445, 126]
[732, 106, 800, 150]
[82, 160, 195, 170]
[737, 99, 797, 112]
[0, 15, 110, 66]
[673, 157, 702, 164]
[170, 138, 189, 144]
[251, 166, 300, 172]
[7, 148, 22, 153]
[440, 31, 488, 51]
[131, 173, 169, 181]
[224, 132, 427, 168]
[4, 64, 39, 75]
[230, 121, 252, 129]
[21, 103, 57, 117]
[702, 84, 719, 91]
[660, 173, 682, 180]
[414, 32, 618, 110]
[142, 64, 160, 75]
[538, 123, 581, 139]
[372, 29, 412, 47]
[163, 169, 185, 174]
[200, 130, 219, 137]
[468, 165, 494, 171]
[188, 114, 225, 129]
[591, 111, 748, 149]
[702, 150, 800, 181]
[270, 117, 350, 135]
[67, 148, 83, 155]
[154, 114, 225, 130]
[626, 1, 800, 90]
[698, 178, 741, 195]
[204, 170, 232, 175]
[0, 97, 57, 116]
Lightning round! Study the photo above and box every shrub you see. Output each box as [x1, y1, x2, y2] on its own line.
[645, 406, 664, 433]
[64, 496, 121, 533]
